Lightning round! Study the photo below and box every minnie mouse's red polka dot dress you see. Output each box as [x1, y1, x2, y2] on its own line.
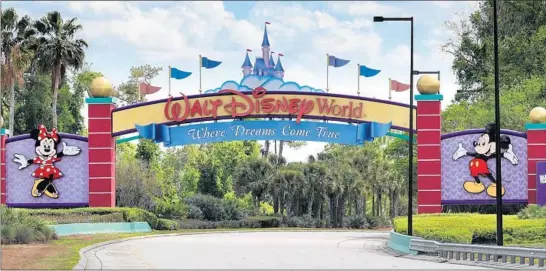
[31, 124, 63, 180]
[31, 156, 63, 180]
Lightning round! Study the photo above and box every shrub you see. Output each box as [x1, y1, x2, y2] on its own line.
[517, 205, 546, 219]
[25, 207, 168, 230]
[1, 206, 57, 244]
[185, 194, 227, 221]
[246, 216, 281, 228]
[366, 215, 391, 229]
[344, 215, 369, 229]
[283, 215, 321, 228]
[187, 205, 205, 220]
[185, 194, 248, 221]
[156, 218, 179, 230]
[259, 202, 274, 216]
[393, 213, 546, 245]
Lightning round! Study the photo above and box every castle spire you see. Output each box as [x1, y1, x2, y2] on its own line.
[242, 49, 253, 68]
[262, 22, 271, 47]
[269, 51, 276, 67]
[274, 54, 284, 72]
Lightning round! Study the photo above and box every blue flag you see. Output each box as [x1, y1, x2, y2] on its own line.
[170, 67, 192, 80]
[359, 65, 381, 77]
[201, 57, 222, 69]
[328, 55, 350, 68]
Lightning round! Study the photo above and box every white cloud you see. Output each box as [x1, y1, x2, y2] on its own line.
[328, 1, 402, 17]
[431, 1, 454, 9]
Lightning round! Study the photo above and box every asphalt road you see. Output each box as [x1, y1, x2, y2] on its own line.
[82, 231, 485, 269]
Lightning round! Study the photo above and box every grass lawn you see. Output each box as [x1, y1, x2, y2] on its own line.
[1, 227, 390, 270]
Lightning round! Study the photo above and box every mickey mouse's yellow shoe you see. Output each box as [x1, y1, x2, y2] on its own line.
[486, 184, 506, 198]
[463, 181, 486, 194]
[31, 179, 43, 197]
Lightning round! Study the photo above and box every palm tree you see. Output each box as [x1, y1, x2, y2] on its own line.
[1, 8, 35, 135]
[32, 11, 88, 127]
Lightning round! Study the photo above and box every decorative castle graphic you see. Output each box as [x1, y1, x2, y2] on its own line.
[204, 22, 324, 94]
[241, 23, 284, 79]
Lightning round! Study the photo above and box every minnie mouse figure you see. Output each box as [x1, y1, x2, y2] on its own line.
[12, 124, 81, 199]
[452, 123, 519, 198]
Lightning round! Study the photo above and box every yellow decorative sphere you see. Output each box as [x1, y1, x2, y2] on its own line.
[89, 77, 113, 98]
[529, 107, 546, 123]
[416, 75, 440, 94]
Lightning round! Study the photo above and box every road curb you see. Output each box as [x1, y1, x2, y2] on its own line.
[73, 229, 390, 269]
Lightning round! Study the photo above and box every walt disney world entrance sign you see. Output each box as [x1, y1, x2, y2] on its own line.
[112, 88, 416, 145]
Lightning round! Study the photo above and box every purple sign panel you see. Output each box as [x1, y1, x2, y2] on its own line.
[6, 131, 89, 207]
[441, 128, 528, 205]
[537, 161, 546, 206]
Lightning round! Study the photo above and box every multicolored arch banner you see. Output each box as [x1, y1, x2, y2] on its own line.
[112, 88, 415, 136]
[135, 120, 392, 147]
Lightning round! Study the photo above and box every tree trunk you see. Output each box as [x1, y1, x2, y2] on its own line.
[279, 140, 284, 159]
[362, 194, 367, 216]
[273, 193, 279, 214]
[274, 140, 277, 155]
[8, 56, 15, 136]
[338, 194, 346, 228]
[307, 191, 314, 216]
[51, 62, 62, 128]
[371, 188, 375, 216]
[286, 194, 293, 217]
[279, 193, 285, 215]
[389, 189, 395, 218]
[329, 196, 335, 227]
[265, 140, 270, 156]
[355, 196, 361, 216]
[377, 192, 382, 216]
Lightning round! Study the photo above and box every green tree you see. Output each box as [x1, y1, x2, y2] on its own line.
[1, 8, 35, 135]
[115, 64, 162, 105]
[32, 11, 88, 127]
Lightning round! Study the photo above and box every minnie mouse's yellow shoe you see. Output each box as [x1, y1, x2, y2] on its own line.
[31, 179, 43, 197]
[463, 181, 486, 194]
[44, 184, 59, 199]
[486, 184, 506, 198]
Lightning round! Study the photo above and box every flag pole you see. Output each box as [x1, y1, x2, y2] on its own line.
[388, 78, 392, 100]
[168, 65, 172, 96]
[199, 55, 202, 94]
[357, 64, 360, 96]
[326, 54, 329, 93]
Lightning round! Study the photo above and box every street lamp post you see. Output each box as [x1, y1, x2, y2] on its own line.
[493, 0, 503, 247]
[374, 16, 415, 236]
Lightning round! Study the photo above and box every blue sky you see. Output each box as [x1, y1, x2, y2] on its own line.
[5, 1, 478, 161]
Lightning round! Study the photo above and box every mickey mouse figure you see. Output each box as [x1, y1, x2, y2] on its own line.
[13, 124, 81, 199]
[452, 123, 519, 198]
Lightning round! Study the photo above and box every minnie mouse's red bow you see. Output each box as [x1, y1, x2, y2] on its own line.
[37, 124, 58, 142]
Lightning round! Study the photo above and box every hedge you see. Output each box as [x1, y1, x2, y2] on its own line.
[23, 207, 176, 230]
[393, 213, 546, 245]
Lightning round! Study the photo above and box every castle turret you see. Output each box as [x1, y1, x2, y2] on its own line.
[274, 55, 284, 79]
[269, 52, 276, 68]
[241, 50, 253, 77]
[262, 22, 271, 67]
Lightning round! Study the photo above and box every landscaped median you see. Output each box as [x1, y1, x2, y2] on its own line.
[393, 213, 546, 246]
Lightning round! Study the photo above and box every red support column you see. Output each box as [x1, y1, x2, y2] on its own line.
[525, 123, 546, 204]
[415, 94, 443, 214]
[1, 129, 7, 204]
[86, 97, 116, 207]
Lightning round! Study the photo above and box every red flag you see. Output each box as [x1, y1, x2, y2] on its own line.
[246, 49, 252, 52]
[390, 79, 410, 92]
[278, 53, 284, 57]
[139, 82, 162, 95]
[265, 21, 271, 25]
